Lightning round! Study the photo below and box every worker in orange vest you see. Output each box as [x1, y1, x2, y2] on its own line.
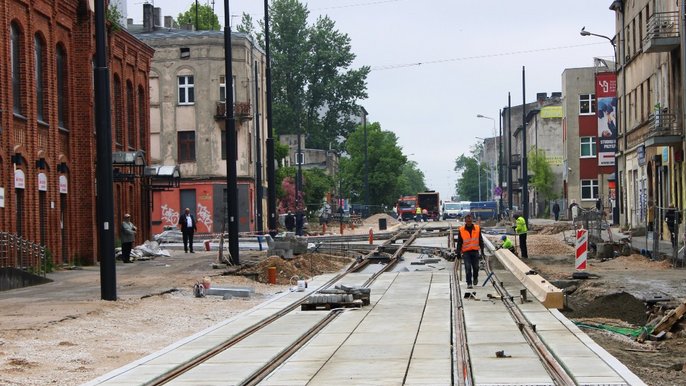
[454, 213, 484, 289]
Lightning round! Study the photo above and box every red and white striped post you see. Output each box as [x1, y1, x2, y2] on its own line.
[575, 228, 588, 271]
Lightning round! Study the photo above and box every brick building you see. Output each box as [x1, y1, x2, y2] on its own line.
[1, 0, 153, 266]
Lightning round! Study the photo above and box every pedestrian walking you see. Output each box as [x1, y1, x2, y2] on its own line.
[665, 204, 681, 248]
[514, 213, 528, 258]
[552, 202, 560, 221]
[120, 213, 136, 263]
[179, 208, 197, 253]
[454, 214, 484, 289]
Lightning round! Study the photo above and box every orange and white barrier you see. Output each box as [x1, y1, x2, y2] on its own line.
[575, 228, 588, 271]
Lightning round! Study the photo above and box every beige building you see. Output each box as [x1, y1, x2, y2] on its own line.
[610, 1, 683, 233]
[132, 9, 268, 234]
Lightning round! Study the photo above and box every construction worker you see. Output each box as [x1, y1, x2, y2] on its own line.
[415, 206, 422, 222]
[514, 213, 528, 258]
[499, 235, 515, 254]
[454, 214, 484, 289]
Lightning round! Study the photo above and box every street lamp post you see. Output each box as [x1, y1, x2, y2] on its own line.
[361, 107, 369, 212]
[580, 26, 620, 225]
[475, 137, 486, 202]
[477, 114, 497, 202]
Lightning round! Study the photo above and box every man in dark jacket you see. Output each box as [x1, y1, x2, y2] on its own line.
[179, 208, 197, 253]
[285, 211, 295, 232]
[454, 214, 484, 289]
[665, 204, 681, 248]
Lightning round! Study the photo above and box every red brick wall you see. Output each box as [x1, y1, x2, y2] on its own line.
[1, 0, 153, 266]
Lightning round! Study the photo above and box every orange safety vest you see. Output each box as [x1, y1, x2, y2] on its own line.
[459, 225, 481, 253]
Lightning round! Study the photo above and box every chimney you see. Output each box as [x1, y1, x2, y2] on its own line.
[143, 3, 154, 32]
[164, 16, 174, 29]
[127, 18, 133, 27]
[551, 92, 562, 99]
[536, 92, 547, 105]
[153, 7, 161, 28]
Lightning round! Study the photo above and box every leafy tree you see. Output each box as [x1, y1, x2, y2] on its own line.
[340, 122, 406, 207]
[239, 0, 369, 151]
[454, 144, 487, 202]
[303, 168, 334, 208]
[397, 161, 427, 196]
[177, 2, 220, 31]
[529, 149, 557, 215]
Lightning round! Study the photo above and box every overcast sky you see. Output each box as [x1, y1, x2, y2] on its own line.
[126, 0, 616, 202]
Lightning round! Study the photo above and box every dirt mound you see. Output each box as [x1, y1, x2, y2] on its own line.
[528, 234, 575, 256]
[532, 223, 574, 235]
[564, 291, 648, 326]
[240, 253, 354, 285]
[595, 254, 673, 271]
[363, 213, 399, 227]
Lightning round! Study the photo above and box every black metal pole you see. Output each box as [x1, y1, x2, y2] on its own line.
[195, 0, 199, 30]
[362, 107, 369, 210]
[254, 61, 263, 233]
[507, 93, 512, 211]
[522, 66, 529, 221]
[295, 129, 303, 235]
[498, 108, 503, 215]
[264, 0, 277, 234]
[95, 0, 116, 301]
[224, 0, 239, 265]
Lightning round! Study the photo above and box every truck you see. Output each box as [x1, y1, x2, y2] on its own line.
[469, 201, 498, 220]
[396, 195, 417, 221]
[442, 201, 471, 220]
[417, 191, 441, 221]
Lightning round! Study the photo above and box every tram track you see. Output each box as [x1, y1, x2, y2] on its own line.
[143, 227, 424, 386]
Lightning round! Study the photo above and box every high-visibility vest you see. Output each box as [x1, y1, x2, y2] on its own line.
[416, 207, 422, 214]
[459, 225, 481, 253]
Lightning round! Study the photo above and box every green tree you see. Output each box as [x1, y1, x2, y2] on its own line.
[529, 149, 557, 215]
[340, 122, 406, 207]
[397, 161, 427, 196]
[454, 144, 487, 202]
[240, 0, 369, 151]
[177, 2, 220, 31]
[303, 169, 334, 208]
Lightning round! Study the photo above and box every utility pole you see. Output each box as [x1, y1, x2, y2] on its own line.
[254, 61, 263, 233]
[224, 0, 239, 265]
[522, 66, 529, 221]
[263, 0, 277, 235]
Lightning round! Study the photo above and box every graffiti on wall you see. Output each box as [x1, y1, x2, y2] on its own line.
[161, 204, 180, 227]
[197, 203, 213, 232]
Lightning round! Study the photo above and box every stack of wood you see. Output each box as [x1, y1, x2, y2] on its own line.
[639, 298, 686, 342]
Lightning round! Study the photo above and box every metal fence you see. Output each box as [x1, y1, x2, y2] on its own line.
[0, 232, 48, 276]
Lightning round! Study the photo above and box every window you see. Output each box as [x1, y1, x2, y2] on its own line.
[221, 130, 226, 160]
[178, 131, 195, 162]
[126, 81, 135, 148]
[178, 75, 194, 105]
[579, 94, 595, 115]
[580, 137, 596, 157]
[581, 180, 599, 200]
[56, 45, 68, 129]
[219, 75, 236, 102]
[11, 23, 23, 115]
[35, 34, 46, 122]
[138, 86, 146, 151]
[113, 76, 123, 147]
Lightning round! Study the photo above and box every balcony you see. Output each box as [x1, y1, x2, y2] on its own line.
[643, 111, 682, 147]
[215, 101, 253, 122]
[510, 153, 521, 168]
[643, 12, 679, 53]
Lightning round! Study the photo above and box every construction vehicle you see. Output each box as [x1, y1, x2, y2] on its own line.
[396, 195, 417, 221]
[417, 191, 440, 221]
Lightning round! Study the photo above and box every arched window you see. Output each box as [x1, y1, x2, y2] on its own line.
[56, 45, 68, 130]
[35, 33, 46, 122]
[138, 85, 146, 152]
[126, 81, 135, 148]
[11, 22, 23, 115]
[113, 75, 123, 147]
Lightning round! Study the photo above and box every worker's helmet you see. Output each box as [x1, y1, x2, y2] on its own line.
[501, 235, 507, 241]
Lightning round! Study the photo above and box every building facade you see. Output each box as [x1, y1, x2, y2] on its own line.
[612, 0, 683, 238]
[1, 0, 153, 266]
[133, 14, 268, 235]
[562, 67, 616, 215]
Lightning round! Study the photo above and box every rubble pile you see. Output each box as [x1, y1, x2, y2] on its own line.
[240, 253, 353, 285]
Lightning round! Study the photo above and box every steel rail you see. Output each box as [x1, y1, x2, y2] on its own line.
[143, 228, 413, 385]
[482, 249, 577, 385]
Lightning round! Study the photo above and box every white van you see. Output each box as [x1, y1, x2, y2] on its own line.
[442, 201, 470, 220]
